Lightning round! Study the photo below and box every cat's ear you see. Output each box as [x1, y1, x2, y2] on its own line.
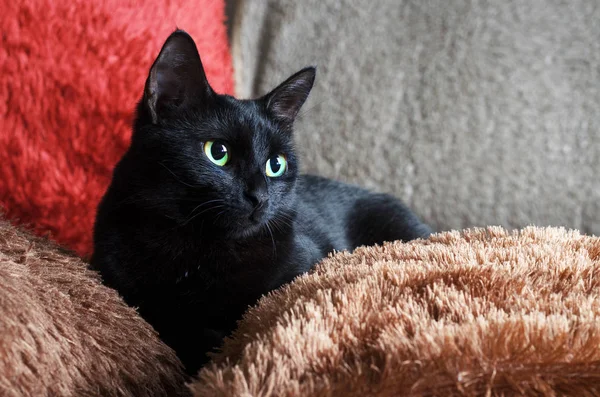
[143, 30, 213, 124]
[263, 67, 316, 124]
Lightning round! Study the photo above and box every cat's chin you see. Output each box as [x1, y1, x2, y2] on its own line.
[228, 223, 266, 240]
[225, 217, 274, 240]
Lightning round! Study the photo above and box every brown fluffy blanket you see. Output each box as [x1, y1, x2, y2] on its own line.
[0, 218, 189, 397]
[2, 216, 599, 396]
[191, 227, 600, 396]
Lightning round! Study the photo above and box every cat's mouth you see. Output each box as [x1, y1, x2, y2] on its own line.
[229, 219, 269, 239]
[224, 207, 271, 239]
[248, 204, 267, 224]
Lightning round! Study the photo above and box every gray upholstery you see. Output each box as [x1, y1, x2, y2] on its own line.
[229, 0, 600, 235]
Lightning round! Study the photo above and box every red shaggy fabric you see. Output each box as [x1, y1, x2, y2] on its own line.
[0, 0, 233, 258]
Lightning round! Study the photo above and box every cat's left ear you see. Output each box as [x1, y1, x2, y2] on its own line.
[144, 30, 213, 124]
[263, 67, 316, 124]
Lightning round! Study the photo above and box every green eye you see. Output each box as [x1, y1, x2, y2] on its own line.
[203, 140, 229, 166]
[266, 155, 287, 177]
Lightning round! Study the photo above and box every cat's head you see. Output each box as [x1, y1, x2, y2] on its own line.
[127, 30, 315, 238]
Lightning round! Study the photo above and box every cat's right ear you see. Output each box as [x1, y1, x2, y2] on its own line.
[143, 30, 213, 124]
[263, 67, 316, 125]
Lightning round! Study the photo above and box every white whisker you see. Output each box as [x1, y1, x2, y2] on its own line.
[182, 204, 226, 226]
[158, 161, 198, 188]
[266, 220, 276, 259]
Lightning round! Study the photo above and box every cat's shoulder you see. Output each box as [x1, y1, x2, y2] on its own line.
[297, 174, 368, 197]
[298, 174, 333, 187]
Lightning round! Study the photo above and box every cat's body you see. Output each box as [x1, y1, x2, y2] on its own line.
[91, 30, 431, 375]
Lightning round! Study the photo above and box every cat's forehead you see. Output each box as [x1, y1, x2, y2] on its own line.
[206, 98, 287, 147]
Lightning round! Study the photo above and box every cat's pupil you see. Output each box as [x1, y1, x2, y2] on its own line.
[211, 142, 227, 160]
[269, 157, 282, 173]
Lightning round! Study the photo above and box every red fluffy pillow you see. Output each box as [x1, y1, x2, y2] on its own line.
[0, 0, 233, 257]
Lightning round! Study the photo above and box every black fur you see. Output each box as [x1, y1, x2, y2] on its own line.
[90, 30, 432, 376]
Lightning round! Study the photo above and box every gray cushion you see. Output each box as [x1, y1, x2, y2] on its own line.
[230, 0, 600, 235]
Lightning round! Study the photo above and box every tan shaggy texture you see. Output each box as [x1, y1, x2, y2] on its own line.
[191, 227, 600, 396]
[0, 218, 190, 397]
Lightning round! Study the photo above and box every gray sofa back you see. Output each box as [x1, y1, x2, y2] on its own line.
[231, 0, 600, 235]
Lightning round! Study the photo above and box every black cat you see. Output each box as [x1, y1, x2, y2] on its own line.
[90, 30, 432, 376]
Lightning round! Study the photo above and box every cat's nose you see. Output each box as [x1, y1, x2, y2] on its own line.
[244, 190, 268, 210]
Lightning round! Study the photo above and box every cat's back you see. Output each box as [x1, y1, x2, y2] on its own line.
[295, 174, 431, 251]
[296, 174, 369, 210]
[294, 174, 370, 252]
